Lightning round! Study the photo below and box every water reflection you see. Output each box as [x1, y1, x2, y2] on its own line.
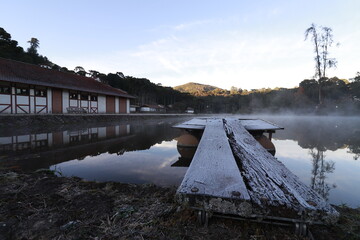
[0, 122, 181, 172]
[265, 116, 360, 158]
[1, 116, 359, 207]
[172, 130, 202, 167]
[309, 148, 336, 200]
[262, 115, 360, 207]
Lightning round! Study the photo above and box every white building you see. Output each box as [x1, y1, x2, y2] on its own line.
[0, 58, 134, 114]
[139, 104, 166, 113]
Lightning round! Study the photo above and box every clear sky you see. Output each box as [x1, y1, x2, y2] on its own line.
[1, 0, 359, 90]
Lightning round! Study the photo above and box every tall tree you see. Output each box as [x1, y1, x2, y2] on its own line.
[27, 37, 40, 55]
[305, 23, 338, 105]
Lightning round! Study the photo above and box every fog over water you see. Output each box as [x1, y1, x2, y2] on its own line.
[0, 115, 359, 207]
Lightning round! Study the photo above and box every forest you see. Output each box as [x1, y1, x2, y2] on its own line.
[1, 27, 360, 114]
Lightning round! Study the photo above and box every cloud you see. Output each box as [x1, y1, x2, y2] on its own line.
[54, 17, 360, 90]
[120, 28, 315, 89]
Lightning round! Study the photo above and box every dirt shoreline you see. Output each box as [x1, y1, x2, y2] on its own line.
[0, 170, 359, 240]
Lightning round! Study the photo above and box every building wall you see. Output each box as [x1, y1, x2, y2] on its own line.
[0, 82, 130, 114]
[16, 96, 30, 114]
[119, 98, 127, 113]
[0, 85, 12, 113]
[11, 87, 15, 113]
[98, 95, 106, 113]
[29, 89, 35, 113]
[62, 90, 69, 113]
[106, 96, 115, 114]
[52, 88, 62, 113]
[80, 98, 88, 111]
[90, 99, 98, 113]
[126, 99, 130, 114]
[115, 97, 120, 114]
[47, 89, 52, 113]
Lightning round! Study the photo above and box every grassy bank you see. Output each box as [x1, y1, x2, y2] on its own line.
[0, 170, 359, 240]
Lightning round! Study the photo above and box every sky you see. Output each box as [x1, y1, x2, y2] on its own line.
[1, 0, 360, 90]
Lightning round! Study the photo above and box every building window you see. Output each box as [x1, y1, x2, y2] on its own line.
[16, 87, 29, 96]
[90, 95, 97, 101]
[35, 89, 47, 97]
[70, 135, 80, 143]
[69, 92, 78, 99]
[0, 85, 11, 94]
[80, 93, 88, 100]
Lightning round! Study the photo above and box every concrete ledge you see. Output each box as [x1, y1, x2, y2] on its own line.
[0, 113, 196, 129]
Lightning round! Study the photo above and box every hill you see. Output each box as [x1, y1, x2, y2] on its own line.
[174, 82, 227, 96]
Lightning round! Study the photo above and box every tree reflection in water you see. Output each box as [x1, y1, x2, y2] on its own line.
[309, 148, 336, 200]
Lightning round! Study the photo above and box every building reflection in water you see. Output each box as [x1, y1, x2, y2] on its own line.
[0, 125, 132, 170]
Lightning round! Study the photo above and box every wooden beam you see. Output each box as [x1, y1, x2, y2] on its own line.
[177, 119, 250, 201]
[224, 119, 338, 223]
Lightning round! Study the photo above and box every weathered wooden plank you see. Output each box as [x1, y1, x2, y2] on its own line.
[174, 118, 283, 132]
[173, 118, 207, 130]
[177, 118, 250, 201]
[224, 119, 338, 223]
[239, 119, 284, 131]
[172, 124, 205, 130]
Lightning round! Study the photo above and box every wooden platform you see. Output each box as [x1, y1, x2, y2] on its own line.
[174, 118, 284, 131]
[175, 118, 339, 225]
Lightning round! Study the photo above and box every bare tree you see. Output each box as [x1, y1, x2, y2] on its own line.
[305, 23, 338, 105]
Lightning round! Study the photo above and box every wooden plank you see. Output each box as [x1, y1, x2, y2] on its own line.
[177, 118, 250, 201]
[239, 119, 284, 131]
[224, 119, 338, 223]
[174, 118, 284, 132]
[172, 124, 205, 130]
[173, 118, 207, 130]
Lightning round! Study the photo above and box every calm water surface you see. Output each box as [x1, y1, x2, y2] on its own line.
[1, 115, 359, 207]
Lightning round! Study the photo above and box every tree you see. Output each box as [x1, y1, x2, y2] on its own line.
[352, 72, 360, 82]
[349, 72, 360, 99]
[74, 66, 87, 76]
[305, 23, 338, 105]
[27, 37, 40, 55]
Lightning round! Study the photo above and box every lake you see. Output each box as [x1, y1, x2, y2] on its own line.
[0, 115, 359, 208]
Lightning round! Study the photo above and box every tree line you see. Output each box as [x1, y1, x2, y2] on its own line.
[1, 26, 359, 114]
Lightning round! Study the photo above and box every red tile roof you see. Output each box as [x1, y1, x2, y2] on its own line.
[0, 58, 135, 98]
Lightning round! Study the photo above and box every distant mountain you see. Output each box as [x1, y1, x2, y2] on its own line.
[174, 82, 227, 96]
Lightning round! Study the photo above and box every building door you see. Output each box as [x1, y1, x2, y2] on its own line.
[52, 88, 62, 113]
[119, 98, 127, 113]
[106, 96, 115, 113]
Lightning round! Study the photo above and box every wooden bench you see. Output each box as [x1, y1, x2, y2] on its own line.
[66, 107, 87, 114]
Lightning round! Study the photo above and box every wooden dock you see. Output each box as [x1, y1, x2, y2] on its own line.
[174, 117, 339, 229]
